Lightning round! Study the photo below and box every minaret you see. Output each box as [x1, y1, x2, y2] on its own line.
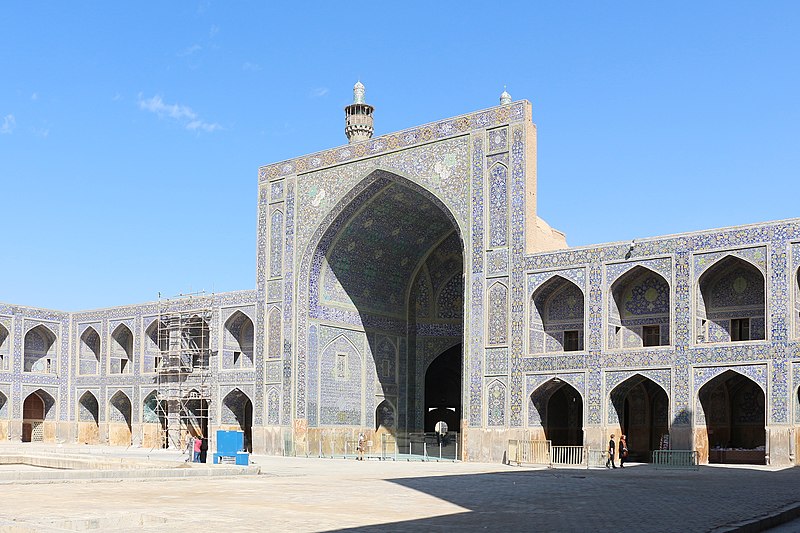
[344, 81, 374, 143]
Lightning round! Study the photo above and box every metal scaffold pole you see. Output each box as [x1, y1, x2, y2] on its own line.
[155, 291, 214, 450]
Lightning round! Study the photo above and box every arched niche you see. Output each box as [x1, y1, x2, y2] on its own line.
[221, 388, 253, 452]
[609, 375, 669, 461]
[223, 310, 254, 368]
[698, 369, 765, 464]
[110, 324, 133, 374]
[697, 256, 765, 343]
[78, 326, 100, 375]
[108, 391, 132, 446]
[530, 275, 584, 354]
[609, 266, 670, 350]
[529, 378, 584, 446]
[77, 391, 100, 444]
[24, 325, 57, 373]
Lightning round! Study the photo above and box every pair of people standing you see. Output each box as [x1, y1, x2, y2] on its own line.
[606, 434, 628, 468]
[186, 435, 208, 463]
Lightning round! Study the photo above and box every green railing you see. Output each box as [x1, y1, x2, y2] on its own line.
[652, 449, 698, 470]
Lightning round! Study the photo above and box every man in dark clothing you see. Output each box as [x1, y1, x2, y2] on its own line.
[606, 434, 616, 468]
[199, 437, 209, 463]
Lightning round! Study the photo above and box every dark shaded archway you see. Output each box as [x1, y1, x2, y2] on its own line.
[699, 370, 765, 464]
[610, 376, 669, 461]
[529, 378, 584, 446]
[22, 390, 54, 442]
[222, 388, 253, 452]
[424, 344, 462, 434]
[303, 170, 465, 443]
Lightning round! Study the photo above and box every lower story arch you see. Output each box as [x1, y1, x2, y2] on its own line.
[529, 379, 584, 446]
[609, 375, 669, 462]
[697, 369, 765, 465]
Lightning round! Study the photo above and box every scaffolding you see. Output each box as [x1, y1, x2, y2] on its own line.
[155, 292, 214, 450]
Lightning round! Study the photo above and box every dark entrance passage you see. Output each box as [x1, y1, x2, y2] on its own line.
[699, 370, 765, 464]
[22, 393, 45, 442]
[611, 376, 669, 462]
[424, 344, 462, 434]
[545, 383, 583, 446]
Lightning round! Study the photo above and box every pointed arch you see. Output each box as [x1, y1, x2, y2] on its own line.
[267, 306, 282, 359]
[108, 390, 132, 446]
[319, 334, 363, 425]
[266, 387, 280, 426]
[487, 281, 508, 345]
[374, 336, 397, 384]
[22, 389, 55, 442]
[78, 391, 99, 424]
[77, 325, 100, 375]
[23, 324, 57, 373]
[528, 378, 583, 446]
[530, 275, 584, 353]
[0, 323, 9, 371]
[608, 374, 670, 461]
[224, 310, 254, 368]
[144, 319, 167, 373]
[375, 398, 396, 432]
[110, 324, 133, 374]
[608, 266, 671, 349]
[697, 255, 766, 343]
[435, 272, 464, 320]
[270, 208, 285, 278]
[222, 388, 253, 452]
[0, 390, 7, 420]
[486, 379, 506, 427]
[488, 162, 509, 248]
[697, 368, 766, 464]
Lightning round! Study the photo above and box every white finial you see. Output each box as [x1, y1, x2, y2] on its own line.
[353, 81, 366, 104]
[500, 86, 512, 105]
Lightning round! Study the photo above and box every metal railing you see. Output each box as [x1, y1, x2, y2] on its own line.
[508, 440, 552, 466]
[551, 445, 585, 466]
[586, 449, 608, 468]
[652, 450, 698, 470]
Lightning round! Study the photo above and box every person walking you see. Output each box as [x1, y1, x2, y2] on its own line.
[606, 434, 616, 469]
[356, 432, 366, 461]
[619, 435, 628, 468]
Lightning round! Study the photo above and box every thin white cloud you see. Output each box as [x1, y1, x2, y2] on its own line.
[32, 126, 49, 138]
[209, 24, 219, 37]
[310, 87, 329, 98]
[177, 44, 202, 57]
[1, 114, 15, 134]
[137, 94, 221, 133]
[242, 61, 261, 71]
[31, 92, 38, 101]
[112, 93, 123, 101]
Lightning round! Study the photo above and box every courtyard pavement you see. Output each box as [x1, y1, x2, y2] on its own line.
[0, 446, 799, 532]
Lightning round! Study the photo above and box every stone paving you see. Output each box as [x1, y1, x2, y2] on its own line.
[0, 446, 799, 532]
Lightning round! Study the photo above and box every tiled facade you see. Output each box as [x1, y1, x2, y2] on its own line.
[1, 99, 799, 464]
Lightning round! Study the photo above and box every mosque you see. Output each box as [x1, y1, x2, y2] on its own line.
[1, 83, 799, 466]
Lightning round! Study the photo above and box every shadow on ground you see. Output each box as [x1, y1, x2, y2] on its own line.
[329, 465, 800, 532]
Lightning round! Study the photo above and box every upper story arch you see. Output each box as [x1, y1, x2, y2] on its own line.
[530, 275, 585, 354]
[697, 255, 765, 343]
[607, 266, 671, 350]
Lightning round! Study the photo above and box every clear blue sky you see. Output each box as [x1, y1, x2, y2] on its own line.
[2, 2, 798, 311]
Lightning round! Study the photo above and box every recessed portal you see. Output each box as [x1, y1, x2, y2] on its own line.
[306, 170, 464, 445]
[424, 344, 462, 433]
[699, 370, 765, 464]
[611, 376, 669, 462]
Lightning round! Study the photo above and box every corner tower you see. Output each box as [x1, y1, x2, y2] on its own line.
[344, 81, 374, 143]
